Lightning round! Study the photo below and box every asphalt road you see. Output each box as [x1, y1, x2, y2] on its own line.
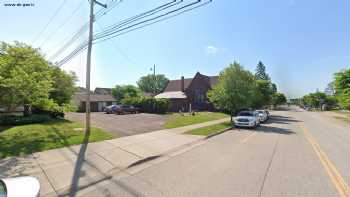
[78, 107, 350, 197]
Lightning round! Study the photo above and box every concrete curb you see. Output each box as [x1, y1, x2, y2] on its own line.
[205, 127, 233, 139]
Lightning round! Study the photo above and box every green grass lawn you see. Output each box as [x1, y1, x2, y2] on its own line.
[186, 122, 232, 136]
[165, 112, 229, 129]
[331, 110, 350, 123]
[0, 119, 114, 158]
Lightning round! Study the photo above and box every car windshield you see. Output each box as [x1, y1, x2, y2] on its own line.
[0, 180, 6, 197]
[238, 112, 253, 116]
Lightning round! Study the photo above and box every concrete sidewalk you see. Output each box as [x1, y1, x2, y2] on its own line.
[0, 118, 229, 196]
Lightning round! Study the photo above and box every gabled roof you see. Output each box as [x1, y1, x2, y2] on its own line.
[163, 73, 219, 92]
[155, 91, 187, 99]
[94, 87, 112, 95]
[163, 78, 193, 92]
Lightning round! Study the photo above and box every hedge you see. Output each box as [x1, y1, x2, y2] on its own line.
[0, 114, 54, 126]
[122, 97, 170, 114]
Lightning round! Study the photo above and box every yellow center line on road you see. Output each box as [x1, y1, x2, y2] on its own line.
[299, 123, 350, 197]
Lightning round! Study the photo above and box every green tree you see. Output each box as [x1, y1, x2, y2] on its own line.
[334, 69, 350, 109]
[49, 67, 77, 105]
[271, 83, 277, 94]
[0, 42, 53, 112]
[208, 62, 257, 122]
[255, 61, 270, 81]
[137, 74, 169, 94]
[271, 93, 287, 107]
[302, 92, 327, 109]
[111, 85, 140, 102]
[253, 80, 273, 108]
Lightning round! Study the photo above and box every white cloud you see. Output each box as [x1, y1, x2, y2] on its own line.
[206, 46, 219, 54]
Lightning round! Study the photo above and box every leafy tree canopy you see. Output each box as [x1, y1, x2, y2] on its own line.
[137, 74, 169, 94]
[271, 92, 287, 107]
[208, 61, 257, 117]
[334, 69, 350, 109]
[0, 41, 77, 113]
[111, 85, 140, 102]
[253, 79, 273, 108]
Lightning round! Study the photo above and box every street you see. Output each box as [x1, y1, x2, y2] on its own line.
[76, 107, 350, 197]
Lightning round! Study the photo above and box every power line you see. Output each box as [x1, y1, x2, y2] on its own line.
[55, 0, 185, 65]
[94, 0, 203, 41]
[38, 0, 86, 48]
[96, 0, 212, 44]
[48, 0, 122, 61]
[31, 0, 68, 45]
[96, 22, 136, 64]
[56, 0, 212, 67]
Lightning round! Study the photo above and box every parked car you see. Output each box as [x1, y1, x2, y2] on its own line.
[1, 176, 40, 197]
[114, 105, 139, 115]
[255, 110, 269, 123]
[234, 111, 260, 128]
[104, 105, 118, 114]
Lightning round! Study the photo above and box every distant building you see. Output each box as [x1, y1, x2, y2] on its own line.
[94, 87, 112, 95]
[73, 87, 116, 112]
[155, 72, 219, 112]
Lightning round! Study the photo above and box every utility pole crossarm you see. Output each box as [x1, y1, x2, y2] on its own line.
[94, 0, 107, 8]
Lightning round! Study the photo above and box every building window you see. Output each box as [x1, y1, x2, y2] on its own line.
[194, 89, 204, 104]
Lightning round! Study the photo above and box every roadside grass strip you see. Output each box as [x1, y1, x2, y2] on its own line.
[185, 122, 232, 136]
[165, 112, 229, 129]
[299, 123, 350, 197]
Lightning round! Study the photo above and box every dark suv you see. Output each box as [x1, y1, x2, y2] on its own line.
[114, 105, 139, 115]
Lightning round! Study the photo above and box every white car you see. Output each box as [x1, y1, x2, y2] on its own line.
[255, 110, 268, 123]
[234, 111, 260, 128]
[0, 176, 40, 197]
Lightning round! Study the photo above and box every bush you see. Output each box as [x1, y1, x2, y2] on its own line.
[0, 114, 53, 126]
[122, 97, 170, 114]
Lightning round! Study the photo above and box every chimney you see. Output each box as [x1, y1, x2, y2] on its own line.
[181, 76, 185, 92]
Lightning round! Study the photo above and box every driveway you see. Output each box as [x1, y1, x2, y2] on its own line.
[65, 112, 168, 137]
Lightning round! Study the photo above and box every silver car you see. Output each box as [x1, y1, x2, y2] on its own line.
[234, 111, 260, 128]
[255, 110, 268, 123]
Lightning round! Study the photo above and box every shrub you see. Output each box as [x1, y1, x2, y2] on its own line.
[121, 97, 170, 114]
[0, 114, 53, 126]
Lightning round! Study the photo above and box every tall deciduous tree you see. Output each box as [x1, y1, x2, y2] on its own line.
[334, 69, 350, 109]
[111, 85, 140, 102]
[271, 92, 287, 107]
[0, 42, 77, 115]
[0, 42, 53, 112]
[49, 67, 77, 105]
[208, 62, 257, 122]
[255, 61, 270, 81]
[137, 74, 168, 94]
[253, 80, 273, 108]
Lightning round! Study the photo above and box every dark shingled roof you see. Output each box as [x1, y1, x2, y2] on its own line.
[94, 88, 112, 95]
[163, 74, 219, 92]
[73, 94, 116, 102]
[163, 78, 193, 92]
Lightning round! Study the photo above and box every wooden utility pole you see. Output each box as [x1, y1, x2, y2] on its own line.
[85, 0, 106, 135]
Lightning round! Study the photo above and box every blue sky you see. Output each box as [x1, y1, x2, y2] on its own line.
[1, 0, 350, 98]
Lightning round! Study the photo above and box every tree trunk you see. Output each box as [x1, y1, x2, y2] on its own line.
[23, 104, 32, 116]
